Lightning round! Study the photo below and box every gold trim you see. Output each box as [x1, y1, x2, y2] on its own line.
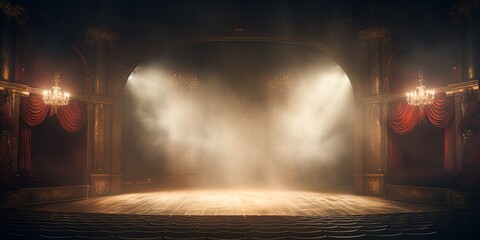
[449, 0, 480, 22]
[86, 27, 118, 45]
[357, 26, 390, 42]
[362, 80, 479, 103]
[94, 179, 107, 195]
[365, 173, 385, 177]
[370, 104, 381, 169]
[368, 178, 381, 194]
[0, 80, 114, 104]
[445, 80, 479, 95]
[232, 28, 247, 36]
[93, 104, 105, 172]
[0, 1, 27, 24]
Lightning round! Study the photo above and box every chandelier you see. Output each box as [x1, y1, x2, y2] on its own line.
[43, 72, 70, 112]
[406, 71, 435, 109]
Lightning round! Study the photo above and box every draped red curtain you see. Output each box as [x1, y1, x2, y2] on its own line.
[18, 94, 86, 174]
[57, 99, 87, 133]
[388, 94, 454, 172]
[388, 101, 421, 134]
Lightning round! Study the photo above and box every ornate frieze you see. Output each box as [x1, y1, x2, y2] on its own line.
[20, 185, 89, 205]
[385, 185, 451, 205]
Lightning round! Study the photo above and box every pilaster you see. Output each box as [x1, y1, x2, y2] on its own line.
[357, 25, 390, 196]
[85, 27, 118, 196]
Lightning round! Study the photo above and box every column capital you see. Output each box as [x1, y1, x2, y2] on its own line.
[0, 1, 27, 24]
[449, 0, 479, 23]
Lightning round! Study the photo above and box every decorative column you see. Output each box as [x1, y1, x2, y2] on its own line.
[0, 1, 26, 192]
[85, 27, 118, 196]
[460, 91, 475, 173]
[0, 0, 27, 81]
[0, 90, 14, 170]
[358, 26, 391, 196]
[449, 0, 480, 82]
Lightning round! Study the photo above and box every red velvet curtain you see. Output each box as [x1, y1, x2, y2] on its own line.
[388, 94, 454, 172]
[57, 99, 87, 133]
[18, 94, 86, 174]
[388, 100, 421, 134]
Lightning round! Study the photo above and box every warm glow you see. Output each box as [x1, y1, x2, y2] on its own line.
[27, 189, 449, 216]
[43, 72, 70, 111]
[123, 43, 354, 190]
[406, 72, 435, 109]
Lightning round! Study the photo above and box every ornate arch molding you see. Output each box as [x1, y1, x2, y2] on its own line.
[113, 35, 363, 99]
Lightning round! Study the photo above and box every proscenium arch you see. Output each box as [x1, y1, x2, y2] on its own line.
[114, 35, 363, 97]
[111, 34, 365, 192]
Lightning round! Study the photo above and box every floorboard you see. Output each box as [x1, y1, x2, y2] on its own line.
[24, 188, 450, 216]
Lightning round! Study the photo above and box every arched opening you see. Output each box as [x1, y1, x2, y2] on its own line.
[120, 40, 358, 192]
[20, 37, 88, 187]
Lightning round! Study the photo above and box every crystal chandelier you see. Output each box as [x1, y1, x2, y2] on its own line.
[406, 71, 435, 109]
[43, 72, 70, 112]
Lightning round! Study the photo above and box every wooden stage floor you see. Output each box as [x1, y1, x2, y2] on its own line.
[25, 189, 450, 216]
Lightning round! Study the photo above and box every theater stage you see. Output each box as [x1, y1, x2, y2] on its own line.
[24, 189, 449, 216]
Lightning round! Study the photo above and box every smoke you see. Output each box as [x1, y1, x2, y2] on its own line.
[123, 42, 353, 191]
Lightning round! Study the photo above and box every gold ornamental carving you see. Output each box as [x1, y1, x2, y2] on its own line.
[0, 0, 27, 24]
[0, 131, 12, 168]
[370, 104, 382, 169]
[388, 186, 438, 202]
[357, 25, 390, 43]
[232, 27, 247, 36]
[0, 89, 13, 169]
[462, 129, 473, 166]
[0, 192, 19, 207]
[368, 178, 380, 194]
[34, 188, 75, 202]
[461, 90, 477, 166]
[94, 179, 107, 195]
[86, 27, 118, 45]
[93, 104, 105, 171]
[401, 189, 434, 201]
[7, 193, 18, 206]
[453, 192, 465, 207]
[449, 0, 479, 22]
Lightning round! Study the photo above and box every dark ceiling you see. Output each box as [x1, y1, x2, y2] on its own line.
[14, 0, 457, 30]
